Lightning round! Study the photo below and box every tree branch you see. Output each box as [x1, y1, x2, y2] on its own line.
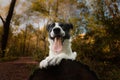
[0, 15, 5, 24]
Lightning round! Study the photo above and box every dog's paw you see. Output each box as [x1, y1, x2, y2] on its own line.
[73, 52, 77, 60]
[39, 56, 63, 68]
[39, 59, 48, 69]
[48, 56, 62, 66]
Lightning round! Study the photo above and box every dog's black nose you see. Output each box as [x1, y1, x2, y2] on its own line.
[53, 28, 60, 34]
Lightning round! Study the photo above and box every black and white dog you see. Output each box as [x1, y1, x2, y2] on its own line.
[39, 22, 77, 68]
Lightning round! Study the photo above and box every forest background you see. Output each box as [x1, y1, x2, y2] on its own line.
[0, 0, 120, 80]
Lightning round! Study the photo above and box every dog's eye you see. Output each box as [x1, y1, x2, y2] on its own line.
[63, 27, 67, 31]
[51, 23, 55, 27]
[59, 24, 66, 30]
[59, 24, 63, 27]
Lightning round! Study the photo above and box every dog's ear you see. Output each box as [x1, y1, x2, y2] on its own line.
[69, 23, 73, 30]
[66, 23, 73, 30]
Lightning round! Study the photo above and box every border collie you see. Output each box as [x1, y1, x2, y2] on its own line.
[39, 22, 77, 68]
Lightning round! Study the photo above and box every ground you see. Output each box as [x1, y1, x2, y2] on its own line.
[0, 57, 38, 80]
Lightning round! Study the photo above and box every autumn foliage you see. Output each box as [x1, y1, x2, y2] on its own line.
[0, 0, 120, 80]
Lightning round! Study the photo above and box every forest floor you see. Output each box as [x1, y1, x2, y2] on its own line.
[0, 57, 38, 80]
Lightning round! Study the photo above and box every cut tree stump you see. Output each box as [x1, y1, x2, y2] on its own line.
[29, 59, 99, 80]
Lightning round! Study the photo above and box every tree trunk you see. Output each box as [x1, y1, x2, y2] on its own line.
[55, 0, 58, 18]
[22, 26, 28, 56]
[1, 0, 16, 57]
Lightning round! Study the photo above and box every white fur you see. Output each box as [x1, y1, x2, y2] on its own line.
[39, 38, 77, 69]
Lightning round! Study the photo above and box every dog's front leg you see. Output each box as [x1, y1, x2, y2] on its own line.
[48, 53, 69, 66]
[39, 55, 64, 68]
[39, 53, 70, 68]
[39, 56, 53, 69]
[48, 56, 63, 66]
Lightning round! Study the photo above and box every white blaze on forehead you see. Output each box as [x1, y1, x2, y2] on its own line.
[55, 22, 60, 27]
[55, 22, 65, 36]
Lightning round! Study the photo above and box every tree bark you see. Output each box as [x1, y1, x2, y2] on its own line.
[1, 0, 16, 57]
[54, 0, 58, 21]
[22, 26, 27, 56]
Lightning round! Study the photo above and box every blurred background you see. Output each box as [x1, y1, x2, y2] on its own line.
[0, 0, 120, 80]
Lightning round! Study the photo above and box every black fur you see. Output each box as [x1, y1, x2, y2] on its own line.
[29, 59, 99, 80]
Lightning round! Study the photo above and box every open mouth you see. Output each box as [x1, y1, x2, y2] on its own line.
[52, 36, 63, 53]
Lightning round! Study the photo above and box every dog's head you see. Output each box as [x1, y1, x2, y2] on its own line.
[46, 22, 73, 53]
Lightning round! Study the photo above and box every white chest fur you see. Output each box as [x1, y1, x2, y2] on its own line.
[39, 38, 77, 69]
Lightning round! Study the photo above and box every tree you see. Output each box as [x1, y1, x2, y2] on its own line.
[34, 25, 48, 55]
[31, 0, 78, 22]
[72, 0, 120, 80]
[0, 0, 16, 57]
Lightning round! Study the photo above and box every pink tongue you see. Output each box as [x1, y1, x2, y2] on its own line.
[52, 37, 63, 53]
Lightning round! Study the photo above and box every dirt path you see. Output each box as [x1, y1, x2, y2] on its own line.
[0, 57, 38, 80]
